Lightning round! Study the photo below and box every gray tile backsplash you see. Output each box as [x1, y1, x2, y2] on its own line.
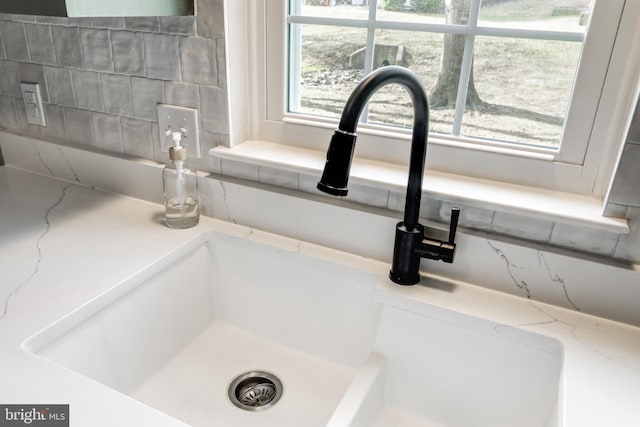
[180, 36, 217, 86]
[71, 69, 103, 111]
[164, 81, 199, 109]
[44, 66, 74, 107]
[100, 73, 133, 116]
[80, 29, 113, 72]
[111, 31, 145, 75]
[91, 112, 122, 153]
[608, 143, 640, 208]
[0, 5, 227, 171]
[131, 77, 164, 121]
[64, 108, 93, 146]
[143, 33, 181, 81]
[51, 26, 83, 68]
[0, 21, 29, 61]
[24, 24, 55, 65]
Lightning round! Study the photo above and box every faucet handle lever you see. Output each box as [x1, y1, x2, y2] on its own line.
[448, 207, 460, 244]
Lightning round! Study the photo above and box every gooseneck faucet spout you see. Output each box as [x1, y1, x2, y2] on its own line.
[317, 66, 459, 285]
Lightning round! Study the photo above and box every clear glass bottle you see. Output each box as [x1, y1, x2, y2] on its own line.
[163, 146, 199, 229]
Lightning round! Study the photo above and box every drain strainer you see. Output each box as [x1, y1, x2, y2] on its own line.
[228, 371, 283, 411]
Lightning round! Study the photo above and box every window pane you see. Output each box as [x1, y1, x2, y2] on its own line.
[297, 1, 371, 19]
[289, 23, 368, 119]
[462, 36, 582, 147]
[367, 30, 450, 134]
[478, 0, 592, 32]
[377, 1, 447, 24]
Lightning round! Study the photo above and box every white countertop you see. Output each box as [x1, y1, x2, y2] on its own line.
[1, 165, 640, 426]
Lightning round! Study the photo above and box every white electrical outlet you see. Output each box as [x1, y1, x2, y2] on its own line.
[157, 104, 200, 158]
[20, 82, 46, 127]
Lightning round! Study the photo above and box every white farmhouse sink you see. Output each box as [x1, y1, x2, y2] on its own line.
[330, 301, 563, 427]
[24, 230, 563, 427]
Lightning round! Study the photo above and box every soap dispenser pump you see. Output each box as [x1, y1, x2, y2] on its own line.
[162, 129, 199, 229]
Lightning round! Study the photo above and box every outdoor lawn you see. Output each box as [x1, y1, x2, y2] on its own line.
[293, 0, 591, 148]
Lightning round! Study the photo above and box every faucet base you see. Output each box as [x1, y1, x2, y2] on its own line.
[389, 222, 424, 285]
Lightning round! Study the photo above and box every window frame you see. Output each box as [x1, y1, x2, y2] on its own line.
[227, 0, 640, 198]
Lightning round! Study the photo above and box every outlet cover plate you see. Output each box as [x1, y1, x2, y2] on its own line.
[20, 82, 46, 127]
[157, 104, 200, 158]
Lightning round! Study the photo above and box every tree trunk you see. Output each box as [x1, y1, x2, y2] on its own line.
[430, 0, 483, 110]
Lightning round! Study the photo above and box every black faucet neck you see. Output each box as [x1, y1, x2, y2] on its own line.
[319, 66, 429, 230]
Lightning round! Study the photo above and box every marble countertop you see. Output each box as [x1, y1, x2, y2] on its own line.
[1, 165, 640, 426]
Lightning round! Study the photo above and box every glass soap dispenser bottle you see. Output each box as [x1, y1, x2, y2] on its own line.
[163, 130, 199, 229]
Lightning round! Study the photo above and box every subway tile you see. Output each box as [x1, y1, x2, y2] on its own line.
[387, 190, 405, 213]
[34, 16, 66, 25]
[92, 112, 123, 154]
[259, 165, 299, 190]
[16, 101, 46, 138]
[44, 66, 75, 107]
[603, 203, 629, 218]
[91, 17, 125, 30]
[144, 33, 180, 81]
[164, 81, 199, 109]
[19, 63, 48, 102]
[160, 16, 197, 35]
[0, 21, 29, 61]
[216, 38, 226, 88]
[41, 104, 67, 141]
[440, 201, 494, 230]
[24, 24, 56, 65]
[100, 74, 132, 116]
[150, 121, 164, 163]
[199, 86, 228, 133]
[111, 31, 145, 76]
[196, 0, 225, 38]
[0, 60, 21, 97]
[6, 14, 37, 23]
[180, 36, 217, 86]
[0, 26, 5, 59]
[298, 173, 319, 195]
[390, 193, 441, 221]
[492, 211, 553, 242]
[64, 107, 94, 147]
[348, 183, 390, 208]
[614, 207, 640, 263]
[0, 95, 18, 131]
[627, 101, 640, 144]
[131, 77, 164, 121]
[80, 28, 113, 72]
[71, 70, 103, 112]
[125, 17, 160, 32]
[608, 143, 640, 208]
[196, 130, 221, 173]
[121, 117, 153, 159]
[52, 26, 83, 68]
[220, 158, 259, 181]
[550, 223, 618, 256]
[66, 17, 93, 27]
[218, 132, 230, 148]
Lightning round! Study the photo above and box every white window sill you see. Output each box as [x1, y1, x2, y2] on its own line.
[210, 141, 629, 235]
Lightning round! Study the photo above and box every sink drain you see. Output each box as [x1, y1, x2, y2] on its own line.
[228, 371, 283, 411]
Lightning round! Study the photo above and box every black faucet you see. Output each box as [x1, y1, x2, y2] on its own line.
[317, 66, 460, 285]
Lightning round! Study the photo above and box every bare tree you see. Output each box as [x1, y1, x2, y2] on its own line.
[429, 0, 484, 110]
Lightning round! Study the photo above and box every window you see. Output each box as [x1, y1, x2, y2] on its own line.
[227, 0, 640, 197]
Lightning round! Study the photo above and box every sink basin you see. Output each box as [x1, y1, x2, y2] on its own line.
[24, 230, 563, 427]
[330, 301, 563, 427]
[24, 232, 381, 427]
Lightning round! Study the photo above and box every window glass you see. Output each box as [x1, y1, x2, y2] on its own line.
[287, 0, 593, 150]
[464, 37, 582, 147]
